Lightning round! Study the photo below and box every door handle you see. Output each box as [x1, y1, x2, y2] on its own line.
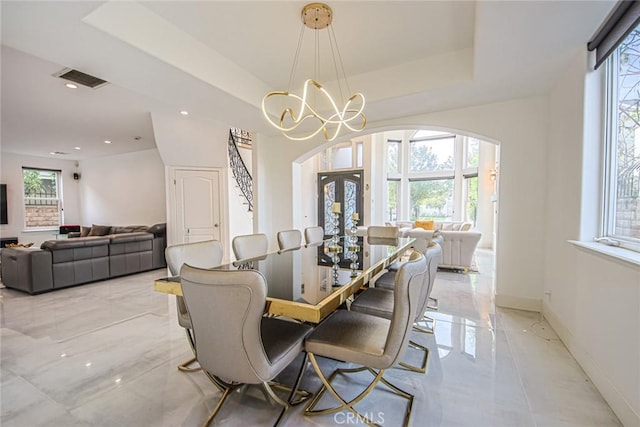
[214, 224, 219, 228]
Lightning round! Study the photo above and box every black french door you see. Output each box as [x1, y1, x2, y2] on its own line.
[317, 170, 364, 268]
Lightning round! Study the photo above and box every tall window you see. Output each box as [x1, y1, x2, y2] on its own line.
[23, 167, 62, 229]
[604, 26, 640, 247]
[463, 138, 480, 225]
[386, 131, 480, 223]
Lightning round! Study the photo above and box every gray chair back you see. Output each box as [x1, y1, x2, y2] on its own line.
[166, 240, 224, 276]
[165, 240, 224, 329]
[180, 265, 272, 384]
[304, 226, 324, 246]
[277, 229, 302, 252]
[232, 233, 269, 261]
[383, 251, 426, 367]
[425, 243, 442, 301]
[414, 244, 441, 322]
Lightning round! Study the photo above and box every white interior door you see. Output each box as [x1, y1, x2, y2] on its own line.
[175, 169, 221, 243]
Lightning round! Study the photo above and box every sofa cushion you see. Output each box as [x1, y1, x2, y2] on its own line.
[88, 224, 111, 236]
[80, 226, 91, 237]
[41, 236, 110, 250]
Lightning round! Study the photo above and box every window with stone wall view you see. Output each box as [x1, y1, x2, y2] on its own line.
[605, 26, 640, 242]
[23, 168, 61, 229]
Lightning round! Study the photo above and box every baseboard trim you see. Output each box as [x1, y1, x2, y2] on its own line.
[495, 294, 541, 312]
[543, 302, 639, 427]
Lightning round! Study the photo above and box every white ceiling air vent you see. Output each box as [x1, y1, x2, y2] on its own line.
[50, 151, 69, 155]
[53, 68, 109, 89]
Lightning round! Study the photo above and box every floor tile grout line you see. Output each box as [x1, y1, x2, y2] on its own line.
[501, 315, 540, 427]
[54, 312, 154, 343]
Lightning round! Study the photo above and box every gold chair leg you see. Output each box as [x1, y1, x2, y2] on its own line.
[178, 356, 202, 372]
[268, 353, 313, 427]
[413, 314, 436, 334]
[200, 355, 312, 427]
[202, 386, 231, 427]
[200, 370, 235, 427]
[305, 353, 413, 427]
[178, 329, 202, 372]
[398, 340, 429, 374]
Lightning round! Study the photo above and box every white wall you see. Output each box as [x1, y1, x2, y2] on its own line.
[151, 111, 228, 169]
[477, 142, 496, 249]
[151, 111, 252, 251]
[78, 149, 166, 226]
[543, 49, 639, 427]
[0, 152, 81, 246]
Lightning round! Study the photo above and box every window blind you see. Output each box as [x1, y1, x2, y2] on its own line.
[588, 0, 640, 69]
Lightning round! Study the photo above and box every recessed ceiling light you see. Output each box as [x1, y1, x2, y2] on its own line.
[104, 140, 111, 144]
[50, 152, 56, 155]
[65, 83, 78, 89]
[180, 110, 189, 116]
[74, 146, 81, 150]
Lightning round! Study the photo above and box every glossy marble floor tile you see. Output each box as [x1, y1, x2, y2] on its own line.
[0, 252, 622, 426]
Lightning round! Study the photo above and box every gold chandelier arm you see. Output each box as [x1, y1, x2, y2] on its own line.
[262, 79, 366, 142]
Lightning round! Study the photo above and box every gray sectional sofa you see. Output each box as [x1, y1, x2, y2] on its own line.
[1, 223, 166, 294]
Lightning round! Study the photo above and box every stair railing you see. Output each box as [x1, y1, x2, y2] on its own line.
[228, 130, 253, 211]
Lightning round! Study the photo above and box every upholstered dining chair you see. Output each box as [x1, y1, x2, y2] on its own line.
[374, 243, 442, 335]
[232, 233, 269, 261]
[303, 252, 426, 426]
[165, 240, 224, 372]
[350, 246, 442, 373]
[304, 226, 325, 247]
[277, 229, 303, 252]
[180, 264, 313, 426]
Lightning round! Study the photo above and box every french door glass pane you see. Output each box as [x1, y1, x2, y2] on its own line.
[344, 180, 357, 230]
[409, 137, 455, 172]
[409, 179, 454, 221]
[323, 181, 336, 234]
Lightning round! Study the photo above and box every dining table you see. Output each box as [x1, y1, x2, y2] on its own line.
[154, 236, 415, 323]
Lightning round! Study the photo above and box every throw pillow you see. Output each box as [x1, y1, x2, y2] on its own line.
[111, 226, 130, 234]
[88, 224, 111, 236]
[146, 223, 165, 236]
[461, 223, 472, 231]
[80, 226, 91, 237]
[414, 220, 435, 230]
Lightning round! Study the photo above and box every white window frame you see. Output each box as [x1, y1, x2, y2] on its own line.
[602, 36, 640, 252]
[22, 168, 63, 231]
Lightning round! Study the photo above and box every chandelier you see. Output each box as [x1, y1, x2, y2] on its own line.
[261, 3, 366, 142]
